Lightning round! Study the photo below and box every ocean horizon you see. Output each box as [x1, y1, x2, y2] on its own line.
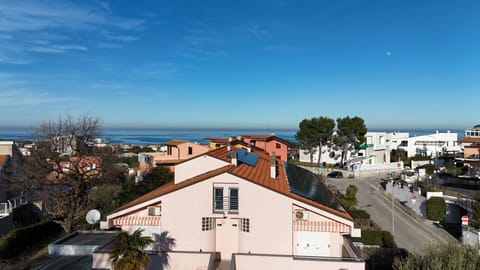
[0, 126, 465, 145]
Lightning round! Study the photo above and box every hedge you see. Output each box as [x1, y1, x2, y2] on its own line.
[352, 230, 396, 248]
[0, 220, 64, 259]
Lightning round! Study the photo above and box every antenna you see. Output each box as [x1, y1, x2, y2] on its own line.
[86, 209, 101, 227]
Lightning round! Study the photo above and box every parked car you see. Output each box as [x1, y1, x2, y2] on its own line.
[327, 171, 343, 178]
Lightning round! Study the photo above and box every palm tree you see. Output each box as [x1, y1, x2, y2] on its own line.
[110, 229, 154, 270]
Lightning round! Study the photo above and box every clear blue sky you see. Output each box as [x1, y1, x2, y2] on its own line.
[0, 0, 478, 130]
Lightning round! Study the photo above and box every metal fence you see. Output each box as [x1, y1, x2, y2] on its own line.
[0, 196, 29, 216]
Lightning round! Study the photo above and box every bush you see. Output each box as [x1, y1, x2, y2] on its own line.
[381, 231, 396, 248]
[0, 221, 64, 259]
[349, 209, 371, 219]
[426, 197, 446, 222]
[352, 230, 397, 248]
[393, 243, 480, 270]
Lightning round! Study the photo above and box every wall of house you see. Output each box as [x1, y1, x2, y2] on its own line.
[159, 172, 355, 258]
[299, 146, 347, 165]
[233, 253, 365, 270]
[400, 132, 458, 157]
[174, 155, 228, 184]
[265, 141, 288, 161]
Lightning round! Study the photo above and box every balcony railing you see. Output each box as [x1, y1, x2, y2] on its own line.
[213, 196, 238, 213]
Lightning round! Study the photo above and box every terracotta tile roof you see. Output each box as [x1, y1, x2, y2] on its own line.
[114, 165, 234, 213]
[113, 146, 351, 221]
[163, 140, 188, 146]
[205, 137, 229, 143]
[460, 137, 480, 143]
[241, 134, 293, 146]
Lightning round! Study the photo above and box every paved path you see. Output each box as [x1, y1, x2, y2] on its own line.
[327, 176, 457, 253]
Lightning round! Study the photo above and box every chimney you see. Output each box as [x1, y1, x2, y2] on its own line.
[247, 145, 252, 152]
[270, 152, 277, 178]
[231, 150, 238, 166]
[227, 142, 231, 151]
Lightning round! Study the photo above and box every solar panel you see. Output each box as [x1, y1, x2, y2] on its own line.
[285, 163, 345, 212]
[227, 149, 259, 167]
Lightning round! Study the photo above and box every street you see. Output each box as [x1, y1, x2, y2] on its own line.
[326, 176, 458, 253]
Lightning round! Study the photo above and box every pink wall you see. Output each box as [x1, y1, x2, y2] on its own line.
[149, 142, 209, 162]
[243, 138, 288, 161]
[233, 253, 365, 270]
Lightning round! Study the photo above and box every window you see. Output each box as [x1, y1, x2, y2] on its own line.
[188, 146, 193, 155]
[202, 217, 214, 231]
[240, 218, 250, 232]
[229, 188, 239, 212]
[167, 146, 172, 155]
[214, 187, 224, 212]
[276, 143, 281, 149]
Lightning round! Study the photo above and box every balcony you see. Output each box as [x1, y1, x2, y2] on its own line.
[213, 195, 238, 214]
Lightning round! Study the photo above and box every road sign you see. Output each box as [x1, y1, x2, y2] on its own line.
[461, 215, 469, 226]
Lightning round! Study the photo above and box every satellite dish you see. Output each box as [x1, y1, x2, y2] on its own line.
[86, 209, 101, 225]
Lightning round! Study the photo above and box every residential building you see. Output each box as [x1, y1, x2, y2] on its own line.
[147, 140, 209, 171]
[458, 126, 480, 169]
[240, 134, 291, 161]
[0, 141, 23, 202]
[398, 130, 460, 158]
[299, 145, 346, 166]
[99, 146, 364, 269]
[205, 137, 230, 149]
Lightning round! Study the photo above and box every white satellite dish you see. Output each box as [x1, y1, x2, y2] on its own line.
[86, 209, 101, 225]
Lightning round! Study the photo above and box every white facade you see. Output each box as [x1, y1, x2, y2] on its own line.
[299, 145, 349, 165]
[398, 131, 460, 157]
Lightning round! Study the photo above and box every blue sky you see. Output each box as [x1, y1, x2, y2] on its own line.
[0, 0, 478, 130]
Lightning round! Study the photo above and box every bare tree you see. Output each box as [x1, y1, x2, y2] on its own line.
[23, 114, 121, 233]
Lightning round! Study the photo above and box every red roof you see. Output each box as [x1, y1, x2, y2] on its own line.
[113, 147, 351, 220]
[241, 134, 292, 146]
[460, 137, 480, 143]
[205, 137, 229, 143]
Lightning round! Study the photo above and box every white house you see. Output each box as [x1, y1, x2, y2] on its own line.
[398, 131, 460, 158]
[97, 146, 364, 270]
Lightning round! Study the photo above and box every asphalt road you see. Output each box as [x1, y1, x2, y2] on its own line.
[327, 176, 458, 253]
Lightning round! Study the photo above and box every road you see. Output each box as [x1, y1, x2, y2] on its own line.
[327, 176, 458, 253]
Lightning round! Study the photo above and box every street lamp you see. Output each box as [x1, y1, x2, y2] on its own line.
[392, 180, 395, 236]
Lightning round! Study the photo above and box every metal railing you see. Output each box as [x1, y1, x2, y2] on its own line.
[0, 196, 29, 216]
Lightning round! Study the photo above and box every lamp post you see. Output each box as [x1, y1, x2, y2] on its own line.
[392, 180, 395, 236]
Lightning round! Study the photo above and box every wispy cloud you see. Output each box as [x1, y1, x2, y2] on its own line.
[0, 0, 143, 64]
[0, 89, 72, 107]
[176, 22, 229, 61]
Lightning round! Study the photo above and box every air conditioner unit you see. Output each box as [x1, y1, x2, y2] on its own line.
[148, 206, 161, 216]
[295, 210, 309, 220]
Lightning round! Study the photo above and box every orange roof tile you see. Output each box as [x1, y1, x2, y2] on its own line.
[460, 137, 480, 143]
[205, 137, 229, 143]
[163, 140, 189, 146]
[113, 146, 351, 221]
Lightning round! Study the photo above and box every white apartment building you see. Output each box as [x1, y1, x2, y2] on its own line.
[398, 130, 460, 158]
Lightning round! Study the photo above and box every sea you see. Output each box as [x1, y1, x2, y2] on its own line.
[0, 127, 465, 145]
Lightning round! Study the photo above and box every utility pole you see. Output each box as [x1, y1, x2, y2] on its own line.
[392, 180, 395, 236]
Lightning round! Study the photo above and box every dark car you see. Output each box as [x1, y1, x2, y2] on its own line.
[327, 171, 343, 178]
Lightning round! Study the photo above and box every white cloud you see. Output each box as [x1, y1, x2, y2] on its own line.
[0, 0, 143, 63]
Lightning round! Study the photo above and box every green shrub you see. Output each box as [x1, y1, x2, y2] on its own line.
[0, 220, 64, 259]
[381, 231, 396, 248]
[352, 230, 397, 248]
[393, 243, 479, 270]
[426, 197, 446, 222]
[349, 209, 371, 219]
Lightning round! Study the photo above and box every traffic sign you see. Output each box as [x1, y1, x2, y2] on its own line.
[461, 215, 469, 225]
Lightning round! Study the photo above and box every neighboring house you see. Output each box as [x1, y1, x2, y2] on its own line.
[147, 140, 209, 170]
[205, 137, 230, 149]
[0, 141, 23, 202]
[398, 130, 460, 158]
[240, 134, 291, 161]
[100, 146, 364, 270]
[52, 134, 78, 155]
[458, 126, 480, 169]
[299, 145, 346, 166]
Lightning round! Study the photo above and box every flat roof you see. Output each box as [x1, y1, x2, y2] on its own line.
[57, 231, 116, 246]
[35, 255, 95, 270]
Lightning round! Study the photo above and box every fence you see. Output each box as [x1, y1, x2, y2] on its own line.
[0, 196, 29, 216]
